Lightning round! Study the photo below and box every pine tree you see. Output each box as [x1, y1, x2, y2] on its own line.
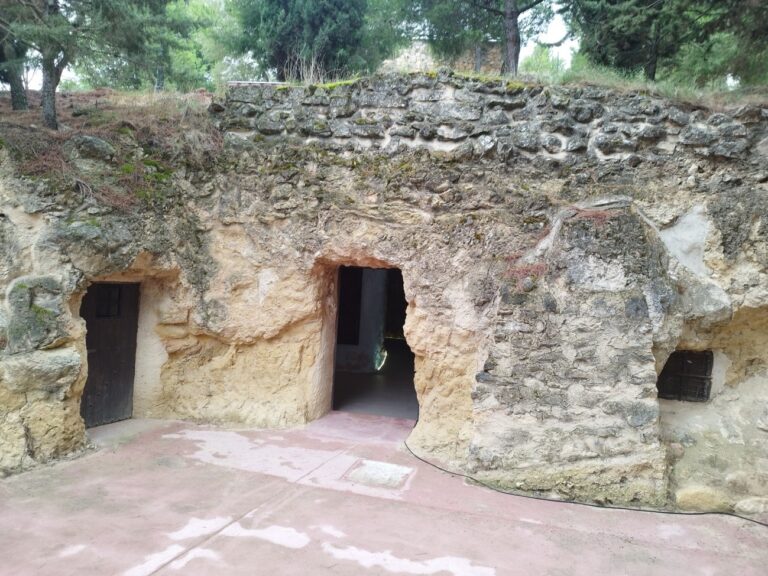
[565, 0, 686, 80]
[0, 1, 172, 129]
[232, 0, 369, 81]
[0, 35, 28, 110]
[0, 1, 30, 110]
[75, 0, 206, 92]
[563, 0, 768, 83]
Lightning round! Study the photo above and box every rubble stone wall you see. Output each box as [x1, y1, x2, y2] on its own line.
[1, 71, 767, 513]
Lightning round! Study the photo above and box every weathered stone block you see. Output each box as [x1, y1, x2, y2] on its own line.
[6, 276, 67, 354]
[734, 497, 768, 515]
[486, 96, 527, 110]
[676, 486, 731, 511]
[390, 124, 416, 138]
[541, 134, 562, 154]
[483, 110, 509, 125]
[710, 139, 749, 158]
[68, 135, 116, 161]
[679, 124, 718, 146]
[593, 133, 636, 154]
[624, 400, 659, 428]
[350, 123, 385, 139]
[299, 119, 332, 137]
[667, 107, 690, 126]
[436, 125, 469, 141]
[0, 347, 81, 394]
[256, 119, 284, 135]
[565, 137, 587, 152]
[356, 91, 407, 108]
[635, 124, 666, 141]
[570, 100, 603, 123]
[511, 125, 539, 151]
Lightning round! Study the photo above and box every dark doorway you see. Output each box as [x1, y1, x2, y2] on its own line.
[80, 283, 140, 428]
[333, 267, 417, 420]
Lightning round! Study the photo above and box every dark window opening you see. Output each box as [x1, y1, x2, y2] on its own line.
[80, 282, 140, 428]
[657, 350, 713, 402]
[333, 267, 417, 420]
[95, 284, 122, 317]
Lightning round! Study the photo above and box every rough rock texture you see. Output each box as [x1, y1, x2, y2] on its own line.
[1, 71, 767, 512]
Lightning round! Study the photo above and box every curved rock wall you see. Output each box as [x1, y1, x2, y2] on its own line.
[1, 71, 767, 513]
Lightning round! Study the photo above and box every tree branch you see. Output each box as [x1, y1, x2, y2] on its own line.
[536, 31, 571, 47]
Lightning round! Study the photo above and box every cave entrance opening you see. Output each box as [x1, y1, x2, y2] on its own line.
[332, 266, 418, 420]
[79, 282, 141, 428]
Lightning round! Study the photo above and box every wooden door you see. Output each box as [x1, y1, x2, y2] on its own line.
[80, 283, 140, 428]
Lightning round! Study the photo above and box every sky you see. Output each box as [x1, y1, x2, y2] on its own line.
[520, 11, 579, 66]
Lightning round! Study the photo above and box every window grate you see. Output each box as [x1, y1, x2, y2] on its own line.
[657, 350, 713, 402]
[94, 284, 122, 318]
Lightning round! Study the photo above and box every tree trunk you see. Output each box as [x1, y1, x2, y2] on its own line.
[473, 44, 485, 73]
[2, 42, 28, 110]
[40, 0, 66, 129]
[502, 1, 521, 76]
[154, 65, 165, 91]
[7, 65, 28, 111]
[645, 22, 660, 81]
[645, 53, 658, 81]
[41, 58, 60, 130]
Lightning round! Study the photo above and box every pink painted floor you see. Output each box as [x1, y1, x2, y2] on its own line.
[1, 413, 766, 576]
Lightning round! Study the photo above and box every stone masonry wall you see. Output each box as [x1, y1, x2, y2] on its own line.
[2, 70, 768, 513]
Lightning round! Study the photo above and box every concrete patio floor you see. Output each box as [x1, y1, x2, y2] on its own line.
[1, 413, 766, 576]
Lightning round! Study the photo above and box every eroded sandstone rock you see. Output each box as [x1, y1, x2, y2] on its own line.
[1, 72, 767, 513]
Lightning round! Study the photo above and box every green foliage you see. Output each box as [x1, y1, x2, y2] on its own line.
[3, 0, 178, 127]
[661, 0, 768, 87]
[59, 78, 90, 92]
[356, 0, 412, 73]
[564, 0, 768, 85]
[410, 0, 501, 61]
[73, 0, 215, 91]
[232, 0, 370, 81]
[564, 0, 687, 80]
[520, 45, 565, 82]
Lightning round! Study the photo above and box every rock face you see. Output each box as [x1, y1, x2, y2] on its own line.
[1, 71, 767, 512]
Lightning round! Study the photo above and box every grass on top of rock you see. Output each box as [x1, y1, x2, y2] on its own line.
[0, 89, 222, 211]
[255, 64, 766, 109]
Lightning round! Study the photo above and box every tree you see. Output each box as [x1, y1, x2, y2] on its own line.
[564, 0, 692, 80]
[410, 1, 554, 76]
[669, 0, 768, 85]
[0, 1, 30, 110]
[1, 1, 172, 130]
[232, 0, 369, 81]
[563, 0, 768, 83]
[0, 34, 28, 110]
[74, 0, 210, 92]
[356, 0, 412, 73]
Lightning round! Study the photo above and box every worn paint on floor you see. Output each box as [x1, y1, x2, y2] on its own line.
[0, 413, 765, 575]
